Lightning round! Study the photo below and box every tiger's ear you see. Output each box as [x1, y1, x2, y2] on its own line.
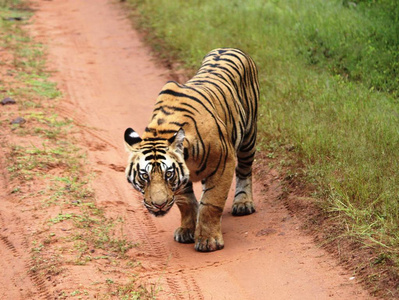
[124, 128, 142, 150]
[168, 128, 185, 154]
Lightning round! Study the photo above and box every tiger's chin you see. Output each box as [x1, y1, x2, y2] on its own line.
[148, 208, 171, 217]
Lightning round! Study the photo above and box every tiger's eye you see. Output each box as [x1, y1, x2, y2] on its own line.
[165, 171, 173, 178]
[141, 173, 149, 180]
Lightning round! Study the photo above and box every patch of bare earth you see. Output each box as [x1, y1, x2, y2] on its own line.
[0, 0, 378, 299]
[284, 179, 399, 299]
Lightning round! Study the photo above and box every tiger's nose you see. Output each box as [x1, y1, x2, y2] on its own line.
[152, 201, 167, 210]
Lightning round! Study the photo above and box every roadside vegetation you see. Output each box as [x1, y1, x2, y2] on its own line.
[0, 0, 155, 298]
[125, 0, 399, 297]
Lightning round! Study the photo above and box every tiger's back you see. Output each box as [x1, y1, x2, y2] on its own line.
[124, 48, 259, 251]
[146, 48, 259, 180]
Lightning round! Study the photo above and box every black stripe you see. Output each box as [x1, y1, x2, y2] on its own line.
[234, 191, 247, 197]
[127, 163, 133, 182]
[154, 104, 196, 115]
[184, 148, 189, 160]
[142, 149, 152, 155]
[199, 201, 223, 212]
[158, 129, 178, 135]
[238, 152, 256, 161]
[144, 154, 166, 161]
[196, 143, 211, 175]
[203, 185, 215, 194]
[160, 89, 214, 115]
[183, 114, 206, 162]
[143, 137, 167, 142]
[236, 170, 252, 179]
[240, 133, 256, 152]
[170, 121, 188, 127]
[181, 102, 201, 113]
[187, 78, 237, 123]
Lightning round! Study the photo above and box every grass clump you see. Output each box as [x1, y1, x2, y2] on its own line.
[125, 0, 399, 296]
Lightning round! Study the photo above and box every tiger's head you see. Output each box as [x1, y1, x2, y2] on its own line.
[124, 127, 189, 217]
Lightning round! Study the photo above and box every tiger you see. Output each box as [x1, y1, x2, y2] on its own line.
[124, 48, 259, 252]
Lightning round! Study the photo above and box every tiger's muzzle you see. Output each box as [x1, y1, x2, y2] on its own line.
[143, 172, 175, 217]
[143, 196, 175, 217]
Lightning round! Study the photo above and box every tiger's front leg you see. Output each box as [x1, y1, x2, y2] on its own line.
[174, 181, 198, 243]
[194, 162, 235, 252]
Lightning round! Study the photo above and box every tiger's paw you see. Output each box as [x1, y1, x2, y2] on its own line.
[232, 201, 255, 216]
[194, 235, 224, 252]
[174, 227, 195, 244]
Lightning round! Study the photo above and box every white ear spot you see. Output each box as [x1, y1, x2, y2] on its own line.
[124, 128, 142, 146]
[130, 131, 140, 138]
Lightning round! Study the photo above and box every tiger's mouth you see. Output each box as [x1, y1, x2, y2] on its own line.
[143, 197, 175, 217]
[150, 209, 169, 217]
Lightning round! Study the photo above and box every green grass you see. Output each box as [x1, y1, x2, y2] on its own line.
[125, 0, 399, 295]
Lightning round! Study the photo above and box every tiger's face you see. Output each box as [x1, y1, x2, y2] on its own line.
[124, 128, 189, 216]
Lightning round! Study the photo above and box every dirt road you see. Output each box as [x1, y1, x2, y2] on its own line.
[2, 0, 372, 298]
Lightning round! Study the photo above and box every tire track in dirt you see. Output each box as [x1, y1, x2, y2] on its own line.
[0, 231, 25, 299]
[128, 213, 205, 299]
[29, 0, 372, 299]
[121, 194, 204, 298]
[0, 234, 18, 255]
[0, 204, 52, 299]
[26, 268, 53, 300]
[0, 150, 53, 299]
[130, 210, 169, 259]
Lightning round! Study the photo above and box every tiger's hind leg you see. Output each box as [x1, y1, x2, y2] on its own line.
[233, 175, 255, 216]
[233, 136, 256, 216]
[174, 181, 198, 243]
